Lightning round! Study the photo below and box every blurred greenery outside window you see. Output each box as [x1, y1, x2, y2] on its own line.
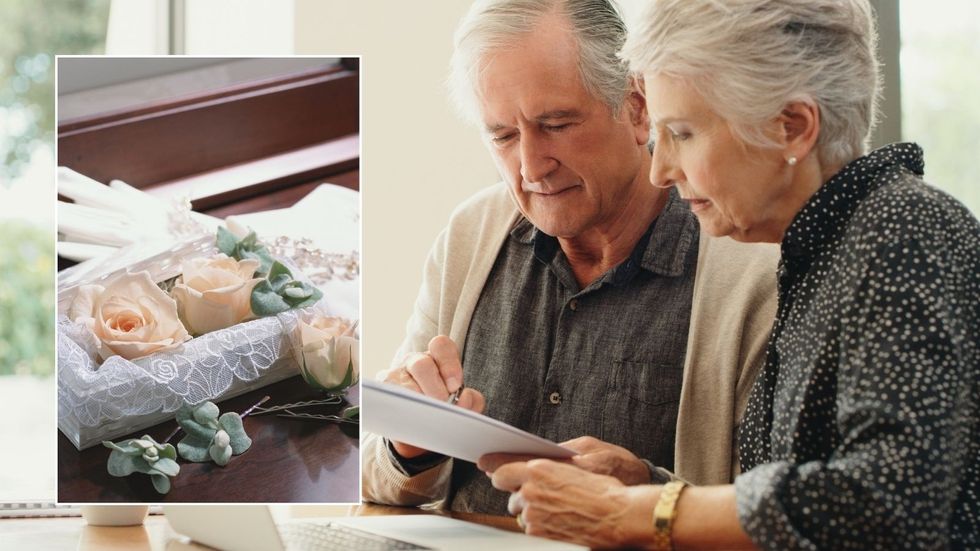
[0, 0, 109, 377]
[1, 0, 108, 503]
[899, 0, 980, 215]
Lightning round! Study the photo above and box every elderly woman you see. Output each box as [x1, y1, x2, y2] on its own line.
[487, 0, 979, 549]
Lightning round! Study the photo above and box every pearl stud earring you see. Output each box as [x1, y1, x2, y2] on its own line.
[787, 156, 798, 166]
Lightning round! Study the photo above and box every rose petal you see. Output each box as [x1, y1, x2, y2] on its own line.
[87, 272, 189, 360]
[68, 285, 104, 322]
[172, 256, 263, 335]
[310, 316, 352, 338]
[174, 283, 248, 335]
[299, 319, 332, 346]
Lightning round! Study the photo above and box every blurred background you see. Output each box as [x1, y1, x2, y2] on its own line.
[0, 0, 108, 502]
[1, 0, 978, 504]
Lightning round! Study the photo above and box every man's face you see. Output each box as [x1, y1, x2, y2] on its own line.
[475, 18, 649, 239]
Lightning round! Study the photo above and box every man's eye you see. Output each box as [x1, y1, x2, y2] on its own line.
[670, 130, 691, 141]
[543, 123, 570, 132]
[491, 133, 516, 144]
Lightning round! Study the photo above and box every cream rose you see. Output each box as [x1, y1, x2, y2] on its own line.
[68, 271, 191, 361]
[171, 254, 263, 336]
[295, 317, 359, 392]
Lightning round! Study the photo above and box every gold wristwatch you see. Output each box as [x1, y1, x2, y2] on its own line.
[651, 480, 687, 550]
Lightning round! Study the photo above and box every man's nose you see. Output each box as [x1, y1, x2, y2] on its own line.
[519, 133, 557, 183]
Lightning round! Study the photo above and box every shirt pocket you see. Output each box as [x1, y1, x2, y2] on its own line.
[599, 360, 683, 469]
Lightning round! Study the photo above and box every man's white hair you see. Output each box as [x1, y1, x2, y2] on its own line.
[448, 0, 631, 127]
[621, 0, 881, 168]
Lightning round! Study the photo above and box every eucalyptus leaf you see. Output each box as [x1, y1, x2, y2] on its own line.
[150, 457, 180, 477]
[159, 443, 178, 461]
[216, 227, 274, 275]
[103, 435, 180, 494]
[251, 280, 293, 316]
[151, 474, 171, 494]
[240, 232, 258, 250]
[240, 249, 274, 276]
[269, 276, 292, 294]
[177, 433, 214, 463]
[218, 412, 253, 455]
[176, 401, 252, 465]
[216, 226, 238, 256]
[268, 261, 292, 281]
[209, 444, 233, 466]
[102, 440, 140, 455]
[106, 450, 139, 477]
[283, 286, 312, 299]
[192, 402, 221, 425]
[176, 406, 219, 441]
[248, 255, 324, 315]
[284, 282, 322, 309]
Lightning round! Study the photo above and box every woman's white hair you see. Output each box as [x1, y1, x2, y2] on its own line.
[621, 0, 881, 167]
[448, 0, 631, 126]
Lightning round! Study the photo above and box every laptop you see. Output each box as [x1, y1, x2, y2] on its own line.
[163, 505, 587, 551]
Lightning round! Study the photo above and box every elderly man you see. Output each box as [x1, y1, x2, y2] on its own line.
[363, 0, 777, 515]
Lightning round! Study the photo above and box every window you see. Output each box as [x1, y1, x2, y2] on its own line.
[0, 0, 110, 503]
[899, 0, 980, 214]
[104, 0, 294, 55]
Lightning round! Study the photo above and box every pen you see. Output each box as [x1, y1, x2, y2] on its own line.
[448, 382, 465, 405]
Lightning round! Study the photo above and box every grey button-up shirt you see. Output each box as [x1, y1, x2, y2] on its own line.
[417, 188, 700, 514]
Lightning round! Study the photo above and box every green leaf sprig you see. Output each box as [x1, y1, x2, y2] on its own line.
[102, 435, 180, 494]
[217, 226, 274, 276]
[175, 402, 253, 466]
[102, 401, 258, 494]
[215, 227, 323, 316]
[250, 261, 323, 316]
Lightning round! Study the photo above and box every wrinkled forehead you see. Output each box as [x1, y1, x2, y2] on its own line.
[472, 29, 597, 127]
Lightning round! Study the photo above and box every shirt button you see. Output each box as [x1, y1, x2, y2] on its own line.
[569, 299, 578, 311]
[548, 391, 562, 404]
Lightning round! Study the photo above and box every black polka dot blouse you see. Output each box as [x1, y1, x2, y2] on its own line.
[735, 143, 979, 550]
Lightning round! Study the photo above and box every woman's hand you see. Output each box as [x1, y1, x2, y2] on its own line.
[490, 459, 657, 548]
[479, 435, 650, 485]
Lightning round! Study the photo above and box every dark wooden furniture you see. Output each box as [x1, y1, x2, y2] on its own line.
[56, 59, 360, 270]
[57, 376, 359, 503]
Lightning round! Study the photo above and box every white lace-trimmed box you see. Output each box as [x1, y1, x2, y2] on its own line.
[57, 236, 317, 450]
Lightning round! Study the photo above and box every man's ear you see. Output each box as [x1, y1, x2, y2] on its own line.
[779, 100, 820, 162]
[625, 75, 650, 145]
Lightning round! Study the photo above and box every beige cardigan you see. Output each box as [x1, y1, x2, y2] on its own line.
[363, 183, 779, 507]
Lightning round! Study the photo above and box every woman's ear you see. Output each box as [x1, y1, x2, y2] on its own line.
[780, 100, 820, 161]
[625, 75, 650, 145]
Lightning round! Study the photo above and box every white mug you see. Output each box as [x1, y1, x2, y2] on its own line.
[79, 505, 149, 526]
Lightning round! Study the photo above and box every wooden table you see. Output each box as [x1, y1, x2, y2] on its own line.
[0, 504, 522, 550]
[58, 376, 359, 503]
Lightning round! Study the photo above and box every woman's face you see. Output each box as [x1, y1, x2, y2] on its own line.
[643, 74, 798, 243]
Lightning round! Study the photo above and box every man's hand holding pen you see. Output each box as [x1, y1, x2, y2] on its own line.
[382, 335, 486, 459]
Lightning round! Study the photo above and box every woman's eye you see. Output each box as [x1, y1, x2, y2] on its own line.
[670, 130, 691, 141]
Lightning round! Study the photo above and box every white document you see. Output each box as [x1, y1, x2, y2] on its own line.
[362, 380, 576, 464]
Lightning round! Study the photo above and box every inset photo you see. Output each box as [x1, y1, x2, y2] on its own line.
[55, 56, 360, 503]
